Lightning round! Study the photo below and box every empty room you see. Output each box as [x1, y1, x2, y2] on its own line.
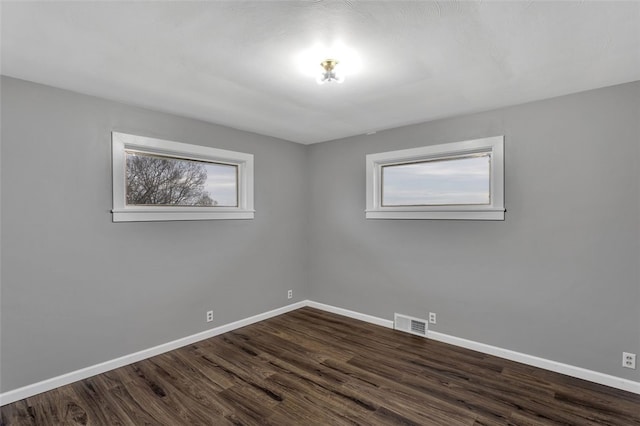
[1, 1, 639, 425]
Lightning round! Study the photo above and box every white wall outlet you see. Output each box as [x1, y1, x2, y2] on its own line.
[206, 310, 214, 323]
[287, 289, 293, 299]
[622, 352, 636, 369]
[428, 312, 437, 324]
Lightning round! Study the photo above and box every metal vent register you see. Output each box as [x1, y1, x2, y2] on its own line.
[394, 313, 428, 337]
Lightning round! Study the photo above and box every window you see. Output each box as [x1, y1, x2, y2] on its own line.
[366, 136, 504, 220]
[112, 132, 254, 222]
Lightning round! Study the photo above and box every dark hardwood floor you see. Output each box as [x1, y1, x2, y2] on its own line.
[2, 307, 639, 425]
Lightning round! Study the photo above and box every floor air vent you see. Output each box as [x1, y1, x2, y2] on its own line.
[394, 313, 428, 337]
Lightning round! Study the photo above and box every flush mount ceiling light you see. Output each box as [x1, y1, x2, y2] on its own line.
[316, 59, 344, 84]
[297, 42, 361, 85]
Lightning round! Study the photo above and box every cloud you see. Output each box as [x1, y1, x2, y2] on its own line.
[203, 163, 238, 206]
[382, 155, 490, 205]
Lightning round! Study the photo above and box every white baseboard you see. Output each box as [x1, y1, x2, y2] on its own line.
[425, 330, 640, 395]
[0, 301, 306, 406]
[306, 301, 395, 329]
[2, 299, 638, 406]
[307, 302, 640, 395]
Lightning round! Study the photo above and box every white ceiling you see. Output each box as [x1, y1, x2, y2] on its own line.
[2, 1, 639, 144]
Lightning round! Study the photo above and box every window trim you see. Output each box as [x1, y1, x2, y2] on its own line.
[365, 136, 505, 220]
[112, 132, 254, 222]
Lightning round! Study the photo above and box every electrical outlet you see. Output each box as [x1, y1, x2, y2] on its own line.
[287, 289, 293, 299]
[206, 311, 214, 323]
[622, 352, 636, 369]
[428, 312, 437, 324]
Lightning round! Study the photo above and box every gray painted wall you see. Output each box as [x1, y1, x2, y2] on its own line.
[308, 81, 640, 381]
[2, 77, 639, 394]
[0, 76, 310, 392]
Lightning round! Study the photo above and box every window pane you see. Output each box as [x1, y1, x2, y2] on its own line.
[382, 154, 490, 206]
[125, 151, 238, 207]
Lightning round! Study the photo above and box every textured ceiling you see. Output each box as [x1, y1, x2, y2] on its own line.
[2, 1, 639, 144]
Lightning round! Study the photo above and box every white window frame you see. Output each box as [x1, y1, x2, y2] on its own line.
[366, 136, 505, 220]
[112, 132, 254, 222]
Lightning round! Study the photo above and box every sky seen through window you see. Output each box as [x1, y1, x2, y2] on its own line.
[382, 155, 491, 206]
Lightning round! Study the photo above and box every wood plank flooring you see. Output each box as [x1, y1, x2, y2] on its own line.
[2, 307, 639, 425]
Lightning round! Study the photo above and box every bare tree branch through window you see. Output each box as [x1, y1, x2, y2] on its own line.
[125, 153, 217, 206]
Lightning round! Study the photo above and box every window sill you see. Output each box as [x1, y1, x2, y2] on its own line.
[112, 208, 255, 222]
[365, 208, 505, 220]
